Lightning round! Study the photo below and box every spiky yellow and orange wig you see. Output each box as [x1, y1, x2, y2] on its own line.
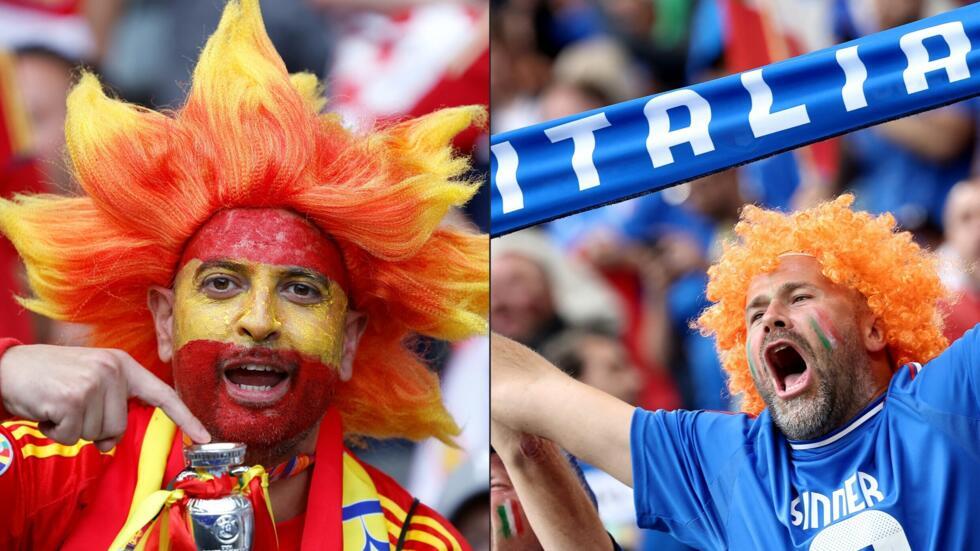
[697, 194, 948, 415]
[0, 0, 487, 444]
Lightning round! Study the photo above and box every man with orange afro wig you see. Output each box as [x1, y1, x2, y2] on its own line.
[492, 194, 980, 548]
[0, 0, 486, 549]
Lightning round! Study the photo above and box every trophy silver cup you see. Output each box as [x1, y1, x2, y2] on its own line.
[182, 443, 254, 551]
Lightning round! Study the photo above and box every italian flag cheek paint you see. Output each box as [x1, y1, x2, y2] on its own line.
[808, 310, 840, 351]
[496, 499, 526, 538]
[746, 338, 759, 380]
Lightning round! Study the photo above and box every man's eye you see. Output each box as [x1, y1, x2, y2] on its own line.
[202, 275, 240, 295]
[792, 295, 811, 304]
[750, 312, 764, 323]
[284, 282, 322, 302]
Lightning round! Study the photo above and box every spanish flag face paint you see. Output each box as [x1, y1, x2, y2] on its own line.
[173, 260, 348, 367]
[170, 208, 351, 451]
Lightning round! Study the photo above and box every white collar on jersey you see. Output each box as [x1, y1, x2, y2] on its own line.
[787, 394, 888, 451]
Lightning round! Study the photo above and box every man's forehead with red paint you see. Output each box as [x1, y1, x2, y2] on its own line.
[179, 208, 349, 289]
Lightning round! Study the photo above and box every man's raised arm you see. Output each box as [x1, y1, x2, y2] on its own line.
[491, 333, 635, 485]
[491, 420, 614, 551]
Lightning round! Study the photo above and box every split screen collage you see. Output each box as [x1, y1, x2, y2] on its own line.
[1, 0, 980, 549]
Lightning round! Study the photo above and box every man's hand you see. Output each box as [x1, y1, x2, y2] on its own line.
[0, 345, 211, 452]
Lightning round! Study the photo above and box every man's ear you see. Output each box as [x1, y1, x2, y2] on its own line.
[861, 313, 887, 354]
[147, 286, 176, 362]
[339, 310, 368, 382]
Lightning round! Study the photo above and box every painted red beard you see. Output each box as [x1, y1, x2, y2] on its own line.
[173, 340, 338, 450]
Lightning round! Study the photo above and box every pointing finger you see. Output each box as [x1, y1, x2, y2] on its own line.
[100, 369, 129, 442]
[118, 354, 212, 444]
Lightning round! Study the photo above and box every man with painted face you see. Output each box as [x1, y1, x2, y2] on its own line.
[492, 194, 980, 549]
[0, 0, 486, 549]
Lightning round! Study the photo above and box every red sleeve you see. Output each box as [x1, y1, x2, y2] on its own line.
[358, 457, 471, 551]
[0, 338, 21, 356]
[0, 339, 22, 419]
[0, 418, 115, 550]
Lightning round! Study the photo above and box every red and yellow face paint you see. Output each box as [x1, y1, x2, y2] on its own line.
[169, 208, 351, 453]
[173, 260, 348, 366]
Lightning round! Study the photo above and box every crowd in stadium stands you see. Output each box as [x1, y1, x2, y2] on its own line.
[491, 0, 980, 549]
[0, 0, 489, 548]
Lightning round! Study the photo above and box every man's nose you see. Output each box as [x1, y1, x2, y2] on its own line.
[237, 289, 281, 343]
[761, 303, 792, 334]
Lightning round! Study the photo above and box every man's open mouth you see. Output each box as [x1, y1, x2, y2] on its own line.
[764, 340, 812, 398]
[221, 358, 293, 406]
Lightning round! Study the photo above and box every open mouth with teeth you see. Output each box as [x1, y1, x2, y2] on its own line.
[222, 362, 293, 405]
[764, 341, 811, 398]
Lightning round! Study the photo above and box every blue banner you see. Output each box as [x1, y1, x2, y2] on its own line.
[490, 4, 980, 237]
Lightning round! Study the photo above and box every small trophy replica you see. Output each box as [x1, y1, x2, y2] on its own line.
[181, 443, 255, 551]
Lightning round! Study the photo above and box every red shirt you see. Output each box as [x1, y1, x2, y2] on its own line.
[0, 400, 467, 550]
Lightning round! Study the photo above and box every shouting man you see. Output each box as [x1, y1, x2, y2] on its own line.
[0, 0, 487, 548]
[492, 195, 979, 549]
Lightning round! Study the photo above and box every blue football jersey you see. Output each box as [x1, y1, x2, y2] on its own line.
[630, 325, 980, 550]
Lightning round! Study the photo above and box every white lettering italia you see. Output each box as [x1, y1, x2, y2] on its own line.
[643, 89, 715, 168]
[491, 19, 976, 216]
[790, 472, 885, 530]
[490, 141, 523, 214]
[544, 113, 612, 191]
[900, 21, 971, 94]
[742, 68, 811, 137]
[836, 46, 868, 111]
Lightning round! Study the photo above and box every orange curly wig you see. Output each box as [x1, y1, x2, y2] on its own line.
[0, 0, 487, 444]
[697, 194, 948, 415]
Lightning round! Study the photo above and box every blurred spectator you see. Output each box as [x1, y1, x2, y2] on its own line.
[0, 0, 103, 193]
[0, 5, 114, 342]
[0, 0, 103, 63]
[491, 229, 623, 350]
[550, 37, 644, 107]
[12, 47, 73, 191]
[538, 79, 612, 123]
[591, 0, 688, 91]
[491, 251, 563, 349]
[940, 178, 980, 342]
[0, 49, 43, 344]
[542, 326, 641, 406]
